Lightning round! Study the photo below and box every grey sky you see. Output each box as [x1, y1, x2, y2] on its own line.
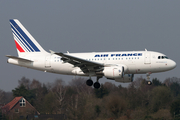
[0, 1, 179, 91]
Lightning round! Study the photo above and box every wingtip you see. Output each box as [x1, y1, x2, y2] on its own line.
[49, 50, 55, 54]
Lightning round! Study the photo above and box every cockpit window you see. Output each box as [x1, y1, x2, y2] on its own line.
[164, 56, 168, 59]
[158, 56, 168, 59]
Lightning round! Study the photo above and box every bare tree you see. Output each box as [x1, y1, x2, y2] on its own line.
[164, 77, 180, 87]
[66, 78, 94, 120]
[52, 79, 67, 114]
[69, 77, 93, 96]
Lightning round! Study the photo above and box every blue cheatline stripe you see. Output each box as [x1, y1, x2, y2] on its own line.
[12, 28, 31, 52]
[10, 20, 40, 52]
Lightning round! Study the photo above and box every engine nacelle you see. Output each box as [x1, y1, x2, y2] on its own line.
[103, 65, 127, 79]
[115, 74, 134, 83]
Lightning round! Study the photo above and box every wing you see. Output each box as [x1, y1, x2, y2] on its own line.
[54, 52, 104, 74]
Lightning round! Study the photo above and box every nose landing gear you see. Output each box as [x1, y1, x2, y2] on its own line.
[146, 72, 152, 85]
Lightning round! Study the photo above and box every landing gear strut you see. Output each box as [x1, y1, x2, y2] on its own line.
[93, 76, 102, 89]
[146, 73, 152, 85]
[86, 76, 102, 89]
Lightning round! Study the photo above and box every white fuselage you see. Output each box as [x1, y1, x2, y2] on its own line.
[8, 50, 176, 76]
[7, 19, 177, 88]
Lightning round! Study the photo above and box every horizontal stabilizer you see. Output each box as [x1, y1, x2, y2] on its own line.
[6, 55, 33, 62]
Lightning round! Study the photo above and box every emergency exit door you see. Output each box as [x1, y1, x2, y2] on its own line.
[45, 55, 51, 68]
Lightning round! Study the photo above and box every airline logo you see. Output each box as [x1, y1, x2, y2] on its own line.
[10, 19, 40, 52]
[94, 53, 142, 57]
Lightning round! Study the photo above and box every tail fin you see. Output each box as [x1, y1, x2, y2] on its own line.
[9, 19, 47, 57]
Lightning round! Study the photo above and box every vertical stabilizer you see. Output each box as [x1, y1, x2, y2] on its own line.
[9, 19, 47, 57]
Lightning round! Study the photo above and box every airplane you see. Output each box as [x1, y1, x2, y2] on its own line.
[6, 19, 176, 89]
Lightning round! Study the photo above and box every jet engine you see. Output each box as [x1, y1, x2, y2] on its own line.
[103, 65, 127, 79]
[103, 65, 134, 83]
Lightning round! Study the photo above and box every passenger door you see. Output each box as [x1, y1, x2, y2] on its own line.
[144, 52, 151, 64]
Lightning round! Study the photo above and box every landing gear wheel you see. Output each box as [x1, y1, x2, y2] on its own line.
[147, 81, 152, 85]
[146, 72, 152, 85]
[94, 82, 100, 89]
[86, 79, 93, 86]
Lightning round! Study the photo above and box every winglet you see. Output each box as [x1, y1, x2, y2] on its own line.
[49, 50, 55, 55]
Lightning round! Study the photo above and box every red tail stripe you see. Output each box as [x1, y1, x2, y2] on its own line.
[14, 40, 25, 52]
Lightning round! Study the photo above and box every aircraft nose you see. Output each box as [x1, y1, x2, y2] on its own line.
[169, 60, 176, 69]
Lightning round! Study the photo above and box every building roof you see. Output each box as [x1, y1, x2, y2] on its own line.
[2, 96, 22, 112]
[2, 96, 40, 115]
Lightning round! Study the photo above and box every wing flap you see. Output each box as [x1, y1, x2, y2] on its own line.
[55, 52, 104, 73]
[55, 52, 104, 67]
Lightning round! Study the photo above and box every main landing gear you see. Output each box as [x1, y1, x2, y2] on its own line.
[86, 76, 102, 89]
[146, 72, 152, 85]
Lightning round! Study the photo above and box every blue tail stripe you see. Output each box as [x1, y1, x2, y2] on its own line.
[10, 21, 35, 52]
[12, 26, 31, 52]
[10, 23, 34, 52]
[10, 20, 40, 52]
